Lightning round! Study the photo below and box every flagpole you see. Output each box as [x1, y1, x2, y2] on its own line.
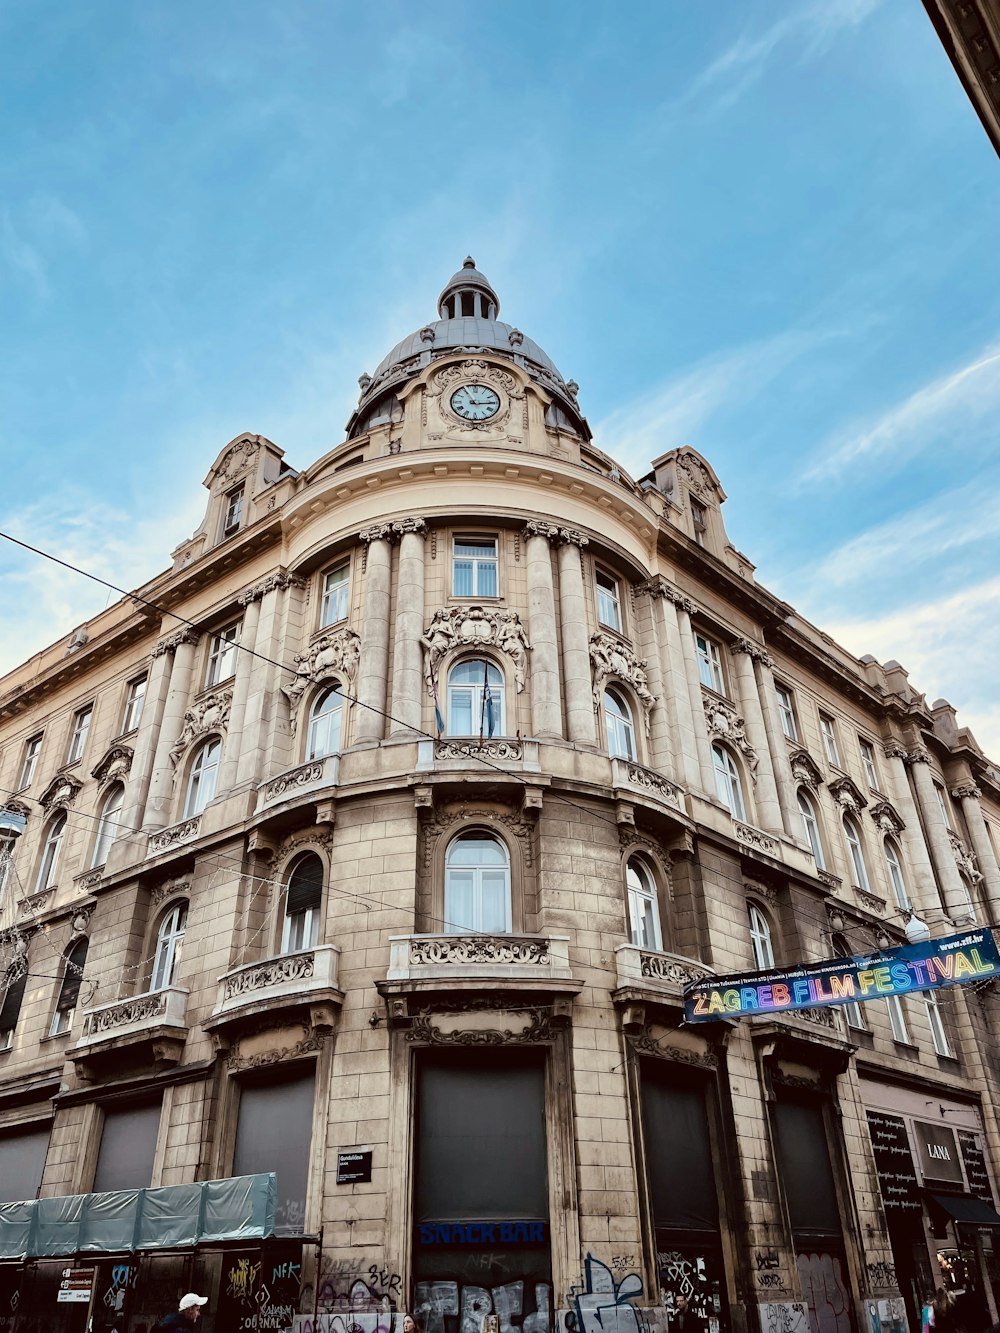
[479, 660, 488, 747]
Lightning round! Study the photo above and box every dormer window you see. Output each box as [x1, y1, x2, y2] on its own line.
[221, 486, 245, 540]
[691, 498, 708, 546]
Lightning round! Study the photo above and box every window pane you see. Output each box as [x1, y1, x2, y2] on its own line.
[93, 1101, 162, 1193]
[0, 1128, 49, 1204]
[233, 1071, 315, 1235]
[477, 562, 498, 597]
[453, 561, 473, 596]
[445, 869, 475, 932]
[480, 870, 510, 932]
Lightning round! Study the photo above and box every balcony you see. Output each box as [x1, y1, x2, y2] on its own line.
[205, 945, 343, 1039]
[611, 759, 685, 814]
[256, 755, 338, 813]
[614, 943, 714, 1005]
[68, 986, 189, 1074]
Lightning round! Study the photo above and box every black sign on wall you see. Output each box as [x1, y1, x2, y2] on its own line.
[866, 1112, 921, 1213]
[958, 1130, 994, 1205]
[337, 1150, 373, 1184]
[914, 1121, 964, 1185]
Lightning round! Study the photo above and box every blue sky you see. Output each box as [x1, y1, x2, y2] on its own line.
[2, 1, 999, 754]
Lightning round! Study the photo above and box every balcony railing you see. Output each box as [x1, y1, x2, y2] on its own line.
[69, 986, 189, 1066]
[614, 944, 714, 1000]
[210, 945, 342, 1025]
[611, 759, 685, 812]
[385, 933, 575, 985]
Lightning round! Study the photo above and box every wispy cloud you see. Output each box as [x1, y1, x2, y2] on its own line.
[801, 341, 1000, 485]
[594, 330, 819, 476]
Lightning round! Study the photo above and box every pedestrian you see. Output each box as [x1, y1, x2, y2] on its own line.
[155, 1293, 209, 1332]
[402, 1316, 421, 1333]
[932, 1288, 955, 1333]
[920, 1292, 936, 1333]
[673, 1295, 705, 1333]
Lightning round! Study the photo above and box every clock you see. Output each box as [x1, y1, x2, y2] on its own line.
[450, 383, 501, 421]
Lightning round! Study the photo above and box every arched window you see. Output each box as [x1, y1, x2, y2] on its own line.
[184, 737, 221, 818]
[92, 783, 125, 868]
[35, 813, 66, 893]
[447, 660, 505, 737]
[0, 963, 27, 1051]
[843, 815, 871, 891]
[50, 938, 88, 1036]
[604, 688, 637, 760]
[444, 831, 511, 934]
[797, 790, 825, 869]
[883, 839, 909, 910]
[712, 744, 746, 821]
[307, 687, 344, 761]
[151, 902, 187, 991]
[282, 853, 323, 953]
[625, 856, 662, 950]
[747, 903, 774, 969]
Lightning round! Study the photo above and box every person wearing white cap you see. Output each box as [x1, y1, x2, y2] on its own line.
[155, 1292, 208, 1331]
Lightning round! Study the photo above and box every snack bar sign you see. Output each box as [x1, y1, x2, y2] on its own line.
[684, 929, 1000, 1024]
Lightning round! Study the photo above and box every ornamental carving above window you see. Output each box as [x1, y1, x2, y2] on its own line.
[421, 607, 530, 694]
[589, 633, 656, 734]
[283, 628, 361, 730]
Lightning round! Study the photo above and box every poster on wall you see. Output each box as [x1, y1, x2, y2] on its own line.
[684, 930, 1000, 1023]
[865, 1113, 921, 1213]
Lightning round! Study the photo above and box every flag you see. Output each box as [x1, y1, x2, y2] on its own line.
[430, 670, 445, 737]
[480, 661, 496, 744]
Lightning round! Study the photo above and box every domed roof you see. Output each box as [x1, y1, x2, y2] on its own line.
[370, 316, 562, 383]
[438, 257, 500, 318]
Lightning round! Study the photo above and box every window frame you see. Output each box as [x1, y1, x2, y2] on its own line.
[883, 838, 909, 911]
[121, 676, 147, 735]
[92, 783, 125, 869]
[934, 783, 953, 830]
[0, 965, 27, 1050]
[747, 902, 775, 970]
[690, 497, 708, 546]
[319, 560, 350, 628]
[595, 569, 623, 633]
[49, 938, 88, 1037]
[306, 686, 345, 761]
[66, 705, 94, 765]
[604, 686, 637, 761]
[843, 814, 871, 892]
[797, 789, 826, 869]
[819, 714, 841, 768]
[695, 633, 726, 694]
[712, 743, 746, 821]
[775, 684, 798, 741]
[220, 484, 245, 540]
[280, 853, 324, 955]
[151, 901, 188, 992]
[443, 829, 513, 935]
[17, 735, 42, 791]
[184, 737, 222, 818]
[924, 990, 952, 1058]
[859, 737, 880, 792]
[35, 813, 66, 893]
[446, 658, 506, 738]
[625, 855, 663, 951]
[885, 994, 910, 1044]
[452, 535, 499, 600]
[205, 622, 240, 689]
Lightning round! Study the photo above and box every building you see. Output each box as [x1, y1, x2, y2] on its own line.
[2, 259, 1000, 1333]
[923, 0, 1000, 155]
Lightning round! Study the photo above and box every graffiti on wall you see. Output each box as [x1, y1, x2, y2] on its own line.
[222, 1250, 304, 1332]
[796, 1253, 851, 1333]
[566, 1255, 646, 1333]
[758, 1303, 808, 1333]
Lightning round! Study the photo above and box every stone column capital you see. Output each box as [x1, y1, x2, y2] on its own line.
[882, 739, 908, 761]
[905, 746, 932, 766]
[238, 570, 304, 606]
[394, 517, 427, 537]
[522, 520, 561, 543]
[361, 518, 426, 545]
[152, 628, 199, 657]
[635, 577, 695, 615]
[951, 782, 982, 801]
[731, 636, 774, 668]
[556, 527, 589, 549]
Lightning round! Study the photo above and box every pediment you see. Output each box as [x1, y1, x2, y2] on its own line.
[788, 749, 824, 789]
[38, 772, 83, 812]
[91, 744, 133, 786]
[869, 799, 905, 836]
[828, 776, 868, 814]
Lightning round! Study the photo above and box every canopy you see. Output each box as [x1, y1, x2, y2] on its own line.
[0, 1173, 275, 1260]
[929, 1192, 1000, 1228]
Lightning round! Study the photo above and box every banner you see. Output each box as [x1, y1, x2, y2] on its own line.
[683, 928, 1000, 1024]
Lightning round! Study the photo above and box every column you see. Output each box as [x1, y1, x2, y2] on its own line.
[646, 582, 701, 790]
[142, 631, 199, 830]
[119, 641, 175, 832]
[633, 584, 672, 776]
[751, 651, 800, 838]
[882, 741, 944, 924]
[389, 519, 427, 737]
[238, 574, 300, 784]
[675, 602, 715, 794]
[555, 530, 596, 746]
[908, 747, 970, 920]
[217, 592, 262, 793]
[730, 641, 783, 835]
[522, 522, 563, 739]
[952, 780, 1000, 923]
[354, 526, 395, 745]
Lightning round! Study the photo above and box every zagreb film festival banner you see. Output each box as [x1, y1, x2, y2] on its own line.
[683, 929, 1000, 1024]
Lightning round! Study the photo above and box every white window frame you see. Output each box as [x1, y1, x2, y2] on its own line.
[307, 687, 344, 760]
[205, 623, 240, 688]
[934, 783, 953, 830]
[775, 685, 798, 741]
[320, 561, 350, 628]
[452, 536, 499, 599]
[859, 737, 880, 791]
[797, 790, 825, 869]
[122, 676, 147, 734]
[67, 706, 93, 764]
[92, 783, 125, 868]
[35, 814, 66, 893]
[885, 994, 910, 1044]
[626, 857, 662, 951]
[748, 903, 775, 970]
[280, 856, 323, 955]
[604, 688, 637, 760]
[444, 831, 512, 935]
[924, 990, 952, 1057]
[595, 570, 622, 632]
[0, 835, 15, 899]
[17, 735, 42, 790]
[712, 744, 746, 821]
[49, 940, 87, 1037]
[819, 714, 841, 768]
[884, 839, 909, 911]
[695, 634, 726, 694]
[446, 659, 505, 737]
[221, 485, 245, 539]
[184, 738, 221, 818]
[844, 816, 871, 891]
[151, 902, 187, 991]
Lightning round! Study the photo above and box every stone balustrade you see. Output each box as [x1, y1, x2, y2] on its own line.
[614, 943, 714, 1000]
[385, 933, 575, 985]
[210, 945, 342, 1026]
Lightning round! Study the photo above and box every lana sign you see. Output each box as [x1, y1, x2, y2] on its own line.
[683, 929, 1000, 1024]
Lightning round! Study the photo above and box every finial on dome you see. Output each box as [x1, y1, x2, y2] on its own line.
[438, 258, 500, 320]
[463, 256, 476, 268]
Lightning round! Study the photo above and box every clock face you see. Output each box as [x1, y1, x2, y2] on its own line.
[450, 383, 501, 421]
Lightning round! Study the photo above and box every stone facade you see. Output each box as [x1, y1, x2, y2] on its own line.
[0, 261, 1000, 1333]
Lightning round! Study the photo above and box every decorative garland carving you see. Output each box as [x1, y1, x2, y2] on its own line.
[409, 936, 550, 966]
[856, 889, 886, 914]
[91, 744, 133, 786]
[789, 750, 823, 789]
[869, 800, 905, 836]
[150, 877, 192, 910]
[734, 821, 779, 856]
[702, 695, 758, 779]
[224, 950, 317, 999]
[82, 989, 172, 1036]
[638, 951, 712, 989]
[627, 1024, 718, 1068]
[421, 606, 531, 694]
[227, 1024, 327, 1071]
[676, 450, 719, 502]
[274, 827, 337, 867]
[214, 438, 259, 488]
[262, 761, 326, 802]
[420, 808, 534, 870]
[818, 869, 843, 891]
[435, 740, 523, 762]
[590, 633, 656, 735]
[828, 776, 868, 814]
[38, 773, 83, 812]
[169, 691, 232, 766]
[405, 1001, 554, 1047]
[283, 628, 361, 731]
[745, 880, 777, 906]
[148, 818, 201, 854]
[75, 870, 104, 893]
[617, 761, 682, 805]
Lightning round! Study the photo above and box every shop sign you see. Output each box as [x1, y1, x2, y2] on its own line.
[417, 1220, 547, 1245]
[914, 1122, 964, 1184]
[336, 1149, 373, 1184]
[684, 929, 1000, 1023]
[866, 1112, 921, 1213]
[57, 1268, 96, 1304]
[957, 1131, 994, 1205]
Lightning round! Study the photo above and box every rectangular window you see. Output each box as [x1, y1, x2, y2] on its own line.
[0, 1126, 49, 1204]
[775, 684, 798, 741]
[17, 736, 42, 791]
[67, 706, 93, 764]
[233, 1069, 316, 1234]
[221, 485, 244, 539]
[0, 968, 27, 1050]
[695, 633, 725, 694]
[934, 783, 953, 830]
[320, 561, 350, 627]
[885, 994, 910, 1044]
[819, 714, 841, 767]
[595, 570, 622, 632]
[206, 623, 240, 688]
[93, 1099, 162, 1193]
[859, 737, 880, 791]
[0, 834, 14, 898]
[772, 1098, 843, 1240]
[691, 498, 708, 546]
[122, 676, 147, 734]
[844, 999, 866, 1031]
[453, 537, 498, 598]
[925, 992, 952, 1058]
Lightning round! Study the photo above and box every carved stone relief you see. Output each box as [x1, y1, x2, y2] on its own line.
[91, 744, 134, 786]
[38, 773, 83, 812]
[869, 800, 905, 836]
[589, 633, 656, 735]
[828, 776, 868, 814]
[226, 1022, 328, 1071]
[789, 750, 823, 789]
[429, 358, 524, 434]
[421, 606, 531, 694]
[169, 691, 232, 767]
[949, 831, 983, 884]
[702, 696, 758, 779]
[420, 807, 534, 870]
[283, 628, 361, 730]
